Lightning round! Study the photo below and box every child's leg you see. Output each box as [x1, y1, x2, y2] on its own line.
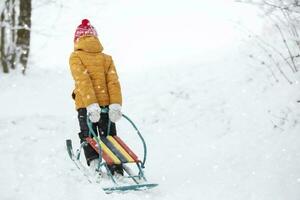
[97, 110, 117, 137]
[97, 107, 123, 175]
[77, 108, 99, 165]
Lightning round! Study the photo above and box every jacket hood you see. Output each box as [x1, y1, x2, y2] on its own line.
[74, 36, 103, 53]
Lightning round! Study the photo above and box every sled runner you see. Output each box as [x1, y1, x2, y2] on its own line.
[66, 109, 158, 193]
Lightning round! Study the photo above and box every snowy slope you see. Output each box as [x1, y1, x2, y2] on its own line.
[1, 1, 300, 200]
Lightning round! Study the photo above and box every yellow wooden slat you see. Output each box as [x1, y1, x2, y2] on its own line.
[94, 137, 121, 164]
[107, 136, 135, 163]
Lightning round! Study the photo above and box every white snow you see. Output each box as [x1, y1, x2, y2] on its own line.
[1, 0, 300, 200]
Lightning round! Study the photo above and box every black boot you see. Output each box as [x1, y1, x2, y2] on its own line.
[108, 164, 124, 176]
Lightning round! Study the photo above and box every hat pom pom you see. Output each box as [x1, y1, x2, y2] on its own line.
[81, 19, 90, 26]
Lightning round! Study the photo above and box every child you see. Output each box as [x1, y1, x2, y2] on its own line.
[69, 19, 123, 175]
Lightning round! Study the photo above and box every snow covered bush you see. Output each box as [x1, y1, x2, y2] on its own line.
[238, 0, 300, 83]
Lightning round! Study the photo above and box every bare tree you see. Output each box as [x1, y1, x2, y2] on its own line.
[17, 0, 31, 74]
[0, 0, 31, 74]
[0, 0, 12, 73]
[237, 0, 300, 83]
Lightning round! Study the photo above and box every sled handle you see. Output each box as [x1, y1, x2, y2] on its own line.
[107, 113, 148, 168]
[121, 114, 147, 168]
[87, 108, 148, 168]
[103, 108, 147, 167]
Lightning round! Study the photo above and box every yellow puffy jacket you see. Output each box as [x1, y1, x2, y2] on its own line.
[69, 36, 122, 109]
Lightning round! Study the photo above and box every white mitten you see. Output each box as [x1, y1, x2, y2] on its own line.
[109, 104, 122, 123]
[86, 103, 101, 123]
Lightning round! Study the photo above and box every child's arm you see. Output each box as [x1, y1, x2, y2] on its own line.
[69, 53, 97, 107]
[105, 56, 122, 105]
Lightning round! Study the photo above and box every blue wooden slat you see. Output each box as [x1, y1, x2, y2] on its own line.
[101, 136, 128, 163]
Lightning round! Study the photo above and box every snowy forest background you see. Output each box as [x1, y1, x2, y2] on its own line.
[1, 0, 300, 200]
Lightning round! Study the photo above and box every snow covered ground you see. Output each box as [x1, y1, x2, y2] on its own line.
[1, 0, 300, 200]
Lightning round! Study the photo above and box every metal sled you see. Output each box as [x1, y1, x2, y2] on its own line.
[66, 109, 158, 193]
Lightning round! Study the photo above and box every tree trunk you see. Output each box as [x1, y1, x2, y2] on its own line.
[10, 0, 16, 70]
[17, 0, 31, 74]
[0, 0, 9, 73]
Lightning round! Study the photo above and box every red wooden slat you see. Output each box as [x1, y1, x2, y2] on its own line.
[113, 136, 139, 162]
[86, 137, 114, 165]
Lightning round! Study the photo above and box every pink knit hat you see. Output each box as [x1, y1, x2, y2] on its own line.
[74, 19, 98, 42]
